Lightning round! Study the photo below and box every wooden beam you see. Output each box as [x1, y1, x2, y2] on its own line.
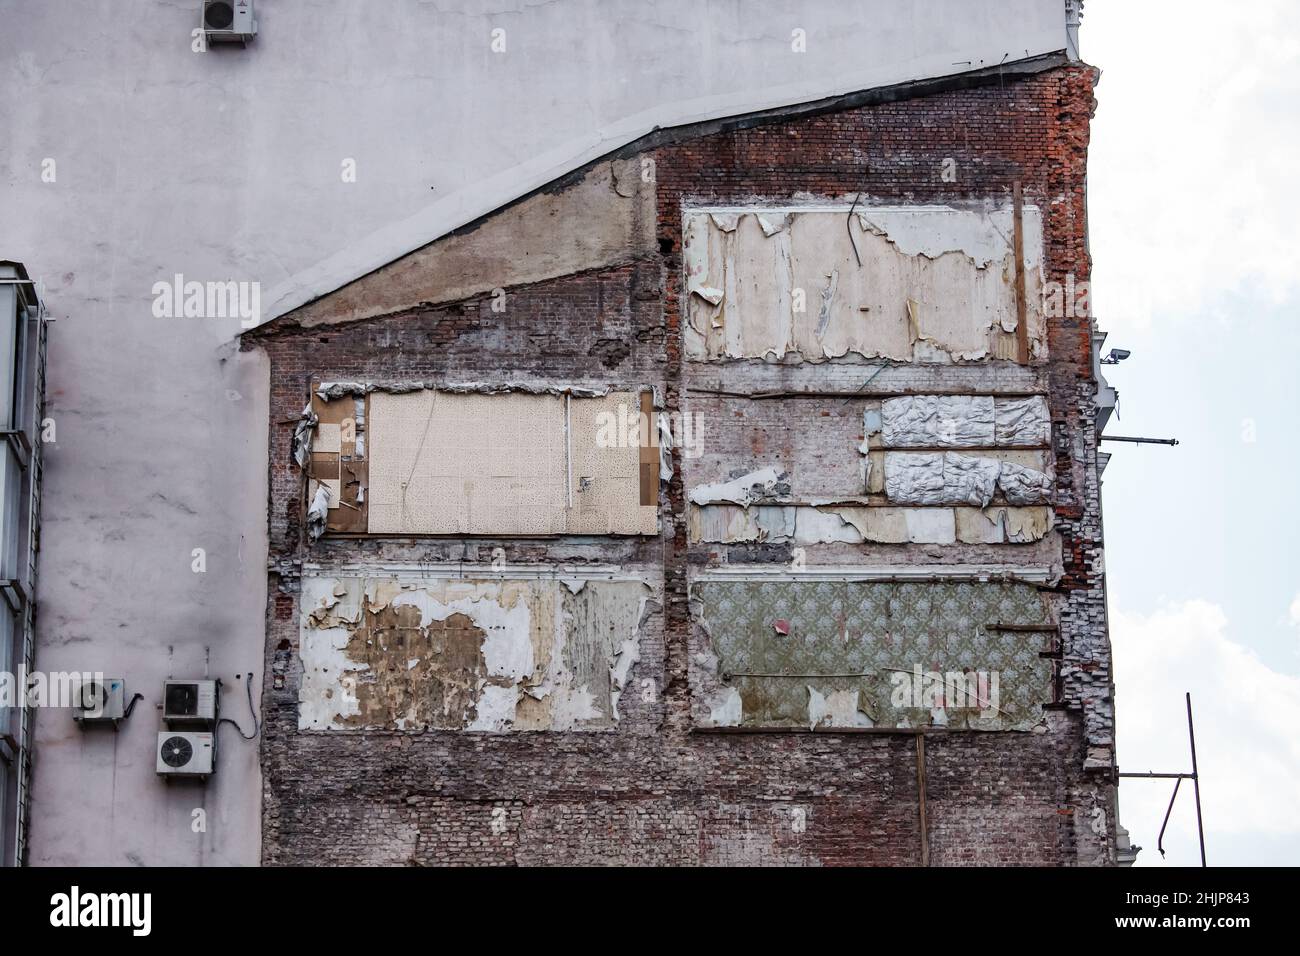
[1013, 181, 1030, 364]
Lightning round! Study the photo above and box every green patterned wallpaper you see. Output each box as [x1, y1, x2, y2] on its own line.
[695, 580, 1054, 731]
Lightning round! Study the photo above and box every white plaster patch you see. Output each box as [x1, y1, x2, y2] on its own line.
[795, 508, 864, 544]
[902, 508, 957, 544]
[807, 686, 874, 730]
[707, 686, 743, 726]
[682, 206, 1045, 364]
[298, 576, 655, 732]
[688, 466, 784, 507]
[855, 205, 1039, 270]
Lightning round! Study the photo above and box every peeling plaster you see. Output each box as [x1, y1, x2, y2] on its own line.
[315, 381, 615, 401]
[855, 206, 1032, 269]
[306, 482, 332, 541]
[292, 404, 318, 469]
[657, 412, 674, 482]
[683, 205, 1045, 364]
[298, 576, 657, 732]
[689, 503, 1052, 545]
[687, 467, 786, 507]
[794, 507, 863, 544]
[806, 686, 875, 730]
[690, 504, 795, 543]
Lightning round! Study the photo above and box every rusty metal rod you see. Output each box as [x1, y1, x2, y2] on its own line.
[847, 193, 863, 267]
[1157, 776, 1182, 859]
[916, 734, 929, 866]
[1187, 693, 1207, 867]
[1118, 772, 1194, 779]
[724, 672, 875, 679]
[1115, 692, 1207, 867]
[1099, 435, 1179, 446]
[688, 387, 1047, 400]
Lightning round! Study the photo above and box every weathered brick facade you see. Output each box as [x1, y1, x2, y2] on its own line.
[245, 60, 1116, 866]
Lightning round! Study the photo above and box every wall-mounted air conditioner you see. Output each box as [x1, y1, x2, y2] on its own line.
[156, 732, 214, 778]
[72, 678, 125, 725]
[163, 679, 218, 727]
[202, 0, 257, 43]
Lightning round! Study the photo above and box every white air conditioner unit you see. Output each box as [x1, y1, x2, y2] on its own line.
[72, 678, 125, 725]
[156, 732, 215, 778]
[163, 679, 218, 727]
[202, 0, 257, 43]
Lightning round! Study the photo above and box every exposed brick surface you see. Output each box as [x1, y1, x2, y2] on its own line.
[246, 63, 1116, 866]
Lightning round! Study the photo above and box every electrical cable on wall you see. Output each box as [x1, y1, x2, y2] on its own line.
[217, 672, 261, 741]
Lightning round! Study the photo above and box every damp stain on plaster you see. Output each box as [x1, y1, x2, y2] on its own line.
[298, 575, 657, 732]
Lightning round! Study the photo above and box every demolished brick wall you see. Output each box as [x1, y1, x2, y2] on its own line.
[246, 62, 1115, 866]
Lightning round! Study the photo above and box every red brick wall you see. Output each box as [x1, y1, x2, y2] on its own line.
[246, 62, 1114, 866]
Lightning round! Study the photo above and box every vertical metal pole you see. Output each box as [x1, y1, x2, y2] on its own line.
[564, 393, 572, 510]
[915, 733, 929, 867]
[1186, 693, 1207, 867]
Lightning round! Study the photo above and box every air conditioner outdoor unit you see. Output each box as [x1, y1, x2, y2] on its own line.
[202, 0, 257, 43]
[72, 677, 125, 725]
[163, 679, 218, 727]
[156, 732, 215, 778]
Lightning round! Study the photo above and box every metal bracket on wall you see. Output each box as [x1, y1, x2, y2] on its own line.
[0, 429, 31, 470]
[0, 579, 29, 614]
[1099, 435, 1179, 446]
[1117, 692, 1207, 866]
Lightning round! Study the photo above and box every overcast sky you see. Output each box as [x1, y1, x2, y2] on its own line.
[1086, 0, 1300, 866]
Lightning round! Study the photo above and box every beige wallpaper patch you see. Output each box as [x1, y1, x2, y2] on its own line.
[367, 389, 656, 535]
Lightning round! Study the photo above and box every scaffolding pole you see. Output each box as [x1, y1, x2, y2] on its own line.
[1118, 692, 1207, 867]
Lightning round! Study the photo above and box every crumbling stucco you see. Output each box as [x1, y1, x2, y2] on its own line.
[299, 575, 657, 731]
[687, 466, 786, 507]
[683, 205, 1045, 364]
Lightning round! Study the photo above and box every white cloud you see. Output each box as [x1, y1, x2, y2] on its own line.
[1113, 599, 1300, 865]
[1087, 1, 1300, 331]
[1288, 593, 1300, 630]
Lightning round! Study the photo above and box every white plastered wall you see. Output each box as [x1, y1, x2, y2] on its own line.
[0, 0, 1070, 865]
